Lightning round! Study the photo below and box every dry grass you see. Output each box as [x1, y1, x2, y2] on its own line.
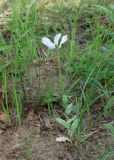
[0, 0, 12, 26]
[0, 0, 7, 7]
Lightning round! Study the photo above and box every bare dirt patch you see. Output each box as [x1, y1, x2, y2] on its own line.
[0, 105, 113, 160]
[0, 110, 75, 160]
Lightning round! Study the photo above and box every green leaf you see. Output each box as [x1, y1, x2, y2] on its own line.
[109, 4, 114, 10]
[95, 5, 114, 23]
[95, 5, 112, 14]
[104, 96, 114, 115]
[67, 115, 77, 125]
[71, 118, 79, 129]
[56, 118, 69, 129]
[104, 122, 114, 135]
[0, 45, 13, 51]
[62, 95, 68, 105]
[65, 103, 73, 116]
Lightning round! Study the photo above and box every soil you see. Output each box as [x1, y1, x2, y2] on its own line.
[0, 0, 114, 159]
[0, 103, 113, 160]
[0, 127, 75, 160]
[0, 102, 73, 160]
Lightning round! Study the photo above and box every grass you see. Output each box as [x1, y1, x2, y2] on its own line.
[0, 0, 114, 159]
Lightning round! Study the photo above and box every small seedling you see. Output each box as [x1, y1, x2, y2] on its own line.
[56, 103, 79, 139]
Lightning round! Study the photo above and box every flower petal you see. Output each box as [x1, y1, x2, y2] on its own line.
[54, 33, 61, 46]
[42, 37, 55, 49]
[59, 35, 68, 48]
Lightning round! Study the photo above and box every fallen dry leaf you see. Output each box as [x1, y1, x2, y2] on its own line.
[0, 113, 9, 130]
[0, 129, 3, 134]
[0, 85, 4, 101]
[55, 136, 71, 142]
[25, 110, 41, 127]
[39, 112, 51, 128]
[0, 113, 8, 122]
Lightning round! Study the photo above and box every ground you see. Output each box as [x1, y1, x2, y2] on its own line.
[0, 0, 114, 159]
[0, 103, 113, 160]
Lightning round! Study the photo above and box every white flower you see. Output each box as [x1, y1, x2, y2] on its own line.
[42, 33, 68, 49]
